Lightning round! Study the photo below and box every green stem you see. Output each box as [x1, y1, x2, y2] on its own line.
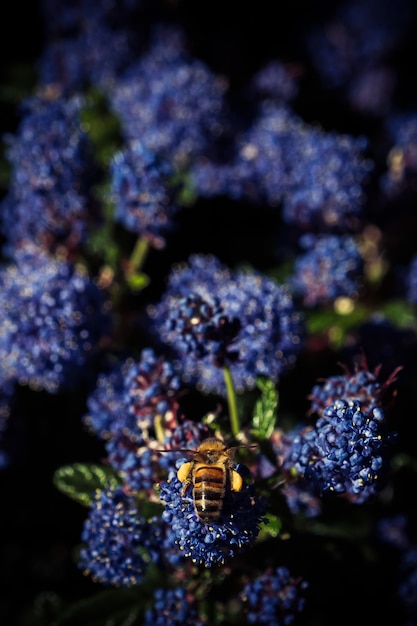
[154, 414, 166, 444]
[223, 366, 240, 438]
[129, 236, 150, 274]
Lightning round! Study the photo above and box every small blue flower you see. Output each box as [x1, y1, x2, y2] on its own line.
[240, 566, 309, 626]
[159, 466, 266, 568]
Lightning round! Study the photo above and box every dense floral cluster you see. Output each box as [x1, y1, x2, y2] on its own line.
[287, 399, 396, 503]
[240, 566, 309, 626]
[107, 24, 230, 169]
[149, 254, 305, 394]
[141, 588, 205, 626]
[0, 94, 99, 257]
[290, 233, 364, 307]
[78, 486, 163, 587]
[109, 140, 179, 249]
[191, 103, 372, 231]
[0, 246, 112, 393]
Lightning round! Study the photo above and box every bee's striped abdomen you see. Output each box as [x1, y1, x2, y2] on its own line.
[193, 464, 226, 523]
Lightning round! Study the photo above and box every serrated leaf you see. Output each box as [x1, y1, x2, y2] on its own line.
[53, 463, 121, 507]
[251, 378, 279, 440]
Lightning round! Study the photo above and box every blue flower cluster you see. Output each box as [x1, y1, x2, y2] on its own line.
[141, 588, 205, 626]
[0, 95, 98, 257]
[191, 102, 372, 231]
[153, 292, 241, 367]
[290, 233, 364, 307]
[108, 24, 230, 169]
[109, 140, 179, 249]
[240, 566, 309, 626]
[79, 485, 163, 587]
[0, 246, 112, 393]
[149, 254, 305, 394]
[288, 399, 396, 503]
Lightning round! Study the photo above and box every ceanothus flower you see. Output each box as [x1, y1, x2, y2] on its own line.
[0, 245, 112, 393]
[78, 485, 163, 587]
[83, 348, 191, 492]
[240, 566, 309, 626]
[148, 254, 304, 395]
[0, 94, 99, 257]
[159, 463, 266, 568]
[107, 23, 229, 169]
[308, 359, 401, 416]
[287, 399, 397, 503]
[142, 588, 205, 626]
[290, 233, 363, 307]
[154, 292, 241, 367]
[109, 140, 179, 249]
[191, 102, 372, 232]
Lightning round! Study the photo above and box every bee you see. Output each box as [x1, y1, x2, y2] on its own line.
[176, 437, 248, 524]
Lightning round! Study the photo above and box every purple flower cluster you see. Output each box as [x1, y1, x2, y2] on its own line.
[0, 95, 99, 257]
[154, 293, 241, 368]
[288, 399, 396, 503]
[0, 246, 112, 393]
[107, 24, 229, 168]
[290, 233, 364, 307]
[78, 485, 163, 587]
[83, 348, 187, 491]
[36, 0, 140, 91]
[191, 102, 372, 231]
[142, 588, 205, 626]
[109, 140, 179, 249]
[308, 360, 400, 416]
[240, 566, 309, 626]
[149, 254, 304, 394]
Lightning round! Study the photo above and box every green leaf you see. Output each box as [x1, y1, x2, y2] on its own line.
[53, 463, 122, 507]
[381, 299, 417, 327]
[258, 512, 282, 539]
[251, 378, 279, 440]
